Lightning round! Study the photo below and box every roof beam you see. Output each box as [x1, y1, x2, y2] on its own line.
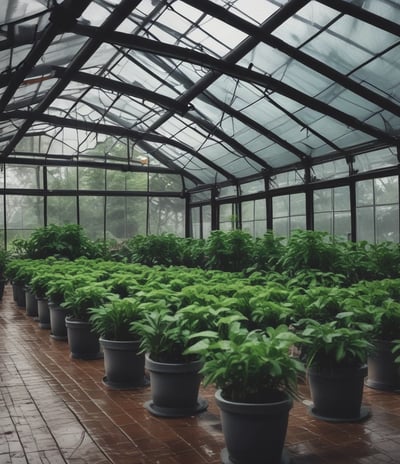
[53, 67, 190, 114]
[317, 0, 400, 37]
[0, 0, 143, 160]
[187, 0, 400, 119]
[0, 0, 92, 113]
[0, 110, 236, 182]
[72, 10, 397, 147]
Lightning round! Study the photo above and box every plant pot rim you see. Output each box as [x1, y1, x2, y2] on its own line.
[307, 364, 367, 378]
[145, 353, 202, 373]
[65, 316, 91, 325]
[215, 389, 293, 415]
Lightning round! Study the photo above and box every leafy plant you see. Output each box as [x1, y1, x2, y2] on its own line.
[299, 319, 372, 370]
[131, 305, 232, 363]
[186, 323, 304, 402]
[89, 297, 143, 340]
[289, 286, 352, 323]
[280, 230, 343, 276]
[349, 299, 400, 341]
[61, 283, 114, 321]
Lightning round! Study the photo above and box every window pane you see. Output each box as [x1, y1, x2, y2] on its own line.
[314, 212, 333, 234]
[290, 193, 306, 216]
[356, 207, 374, 242]
[254, 199, 266, 219]
[241, 201, 254, 221]
[314, 189, 332, 213]
[334, 186, 350, 211]
[106, 197, 147, 240]
[356, 180, 373, 206]
[47, 166, 77, 190]
[376, 205, 399, 243]
[148, 197, 185, 236]
[334, 212, 351, 239]
[47, 197, 77, 225]
[79, 196, 105, 239]
[273, 217, 289, 238]
[6, 165, 43, 189]
[202, 205, 212, 238]
[273, 196, 289, 217]
[375, 176, 398, 205]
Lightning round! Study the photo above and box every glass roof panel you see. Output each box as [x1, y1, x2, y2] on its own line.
[273, 1, 339, 47]
[0, 0, 398, 187]
[211, 0, 281, 26]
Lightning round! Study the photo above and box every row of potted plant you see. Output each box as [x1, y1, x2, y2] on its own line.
[9, 224, 400, 283]
[5, 257, 400, 464]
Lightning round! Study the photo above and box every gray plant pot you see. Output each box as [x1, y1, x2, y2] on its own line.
[308, 364, 370, 422]
[37, 297, 50, 329]
[49, 302, 68, 340]
[25, 288, 38, 318]
[366, 340, 400, 391]
[13, 283, 26, 307]
[144, 354, 207, 417]
[65, 317, 102, 360]
[100, 338, 148, 389]
[215, 389, 292, 464]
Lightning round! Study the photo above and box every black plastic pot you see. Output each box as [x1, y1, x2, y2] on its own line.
[49, 302, 68, 340]
[65, 317, 102, 360]
[307, 364, 370, 422]
[144, 355, 207, 417]
[366, 340, 400, 391]
[215, 389, 292, 464]
[37, 297, 50, 329]
[100, 338, 148, 389]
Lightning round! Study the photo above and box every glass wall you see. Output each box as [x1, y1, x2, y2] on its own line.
[0, 164, 185, 247]
[356, 176, 399, 243]
[241, 198, 267, 237]
[314, 186, 351, 239]
[272, 193, 306, 238]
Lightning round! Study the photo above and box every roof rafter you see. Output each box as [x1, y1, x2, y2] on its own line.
[0, 0, 143, 160]
[185, 0, 400, 118]
[0, 109, 236, 182]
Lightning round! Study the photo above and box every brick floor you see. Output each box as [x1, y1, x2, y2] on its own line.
[1, 284, 400, 463]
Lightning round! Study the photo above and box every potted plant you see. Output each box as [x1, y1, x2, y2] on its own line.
[62, 283, 114, 359]
[131, 304, 230, 417]
[350, 290, 400, 391]
[46, 273, 75, 340]
[89, 297, 149, 389]
[299, 318, 372, 422]
[186, 322, 304, 464]
[30, 270, 53, 329]
[0, 249, 10, 299]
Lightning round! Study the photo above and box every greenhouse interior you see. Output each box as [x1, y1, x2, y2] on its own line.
[1, 1, 400, 463]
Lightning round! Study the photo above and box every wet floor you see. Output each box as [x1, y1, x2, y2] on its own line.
[1, 284, 400, 463]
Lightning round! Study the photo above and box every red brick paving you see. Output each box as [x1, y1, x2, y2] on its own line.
[1, 284, 400, 463]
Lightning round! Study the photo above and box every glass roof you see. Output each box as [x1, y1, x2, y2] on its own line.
[0, 0, 399, 189]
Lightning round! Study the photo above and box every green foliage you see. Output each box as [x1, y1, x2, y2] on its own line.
[131, 305, 230, 363]
[126, 233, 183, 266]
[289, 286, 352, 323]
[11, 224, 106, 260]
[89, 297, 142, 340]
[253, 231, 284, 272]
[205, 230, 255, 272]
[61, 283, 115, 321]
[349, 299, 400, 341]
[0, 249, 11, 279]
[299, 319, 372, 370]
[280, 230, 344, 275]
[186, 323, 304, 402]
